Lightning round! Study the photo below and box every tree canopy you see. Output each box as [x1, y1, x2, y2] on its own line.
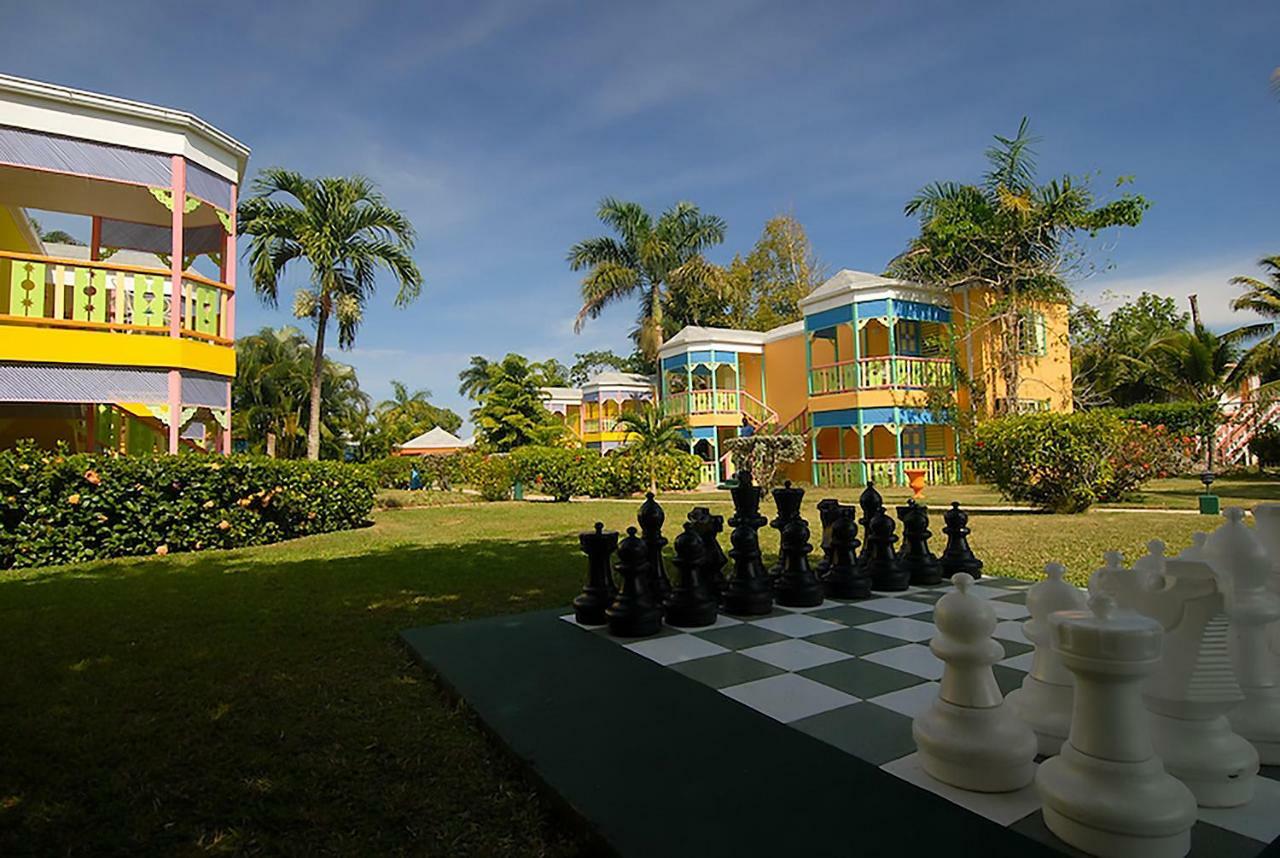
[1071, 293, 1189, 407]
[568, 349, 650, 386]
[461, 354, 566, 452]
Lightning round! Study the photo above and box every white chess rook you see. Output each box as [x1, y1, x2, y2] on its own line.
[1036, 594, 1197, 858]
[912, 573, 1037, 793]
[1136, 542, 1257, 808]
[1206, 506, 1280, 766]
[1007, 562, 1087, 756]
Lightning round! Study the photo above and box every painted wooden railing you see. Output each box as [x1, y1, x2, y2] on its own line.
[660, 389, 775, 420]
[738, 390, 778, 426]
[0, 250, 233, 345]
[813, 456, 960, 487]
[582, 417, 620, 434]
[699, 461, 720, 485]
[808, 355, 953, 394]
[778, 407, 810, 436]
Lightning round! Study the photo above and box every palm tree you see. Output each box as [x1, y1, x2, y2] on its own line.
[568, 198, 726, 359]
[1229, 256, 1280, 380]
[376, 380, 432, 419]
[238, 169, 423, 460]
[457, 356, 495, 399]
[614, 402, 689, 493]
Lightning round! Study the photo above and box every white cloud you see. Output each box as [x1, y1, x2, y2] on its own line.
[1076, 255, 1267, 331]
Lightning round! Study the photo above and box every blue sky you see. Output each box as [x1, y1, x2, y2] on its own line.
[6, 1, 1279, 429]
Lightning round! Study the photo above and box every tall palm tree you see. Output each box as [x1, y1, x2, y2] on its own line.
[614, 402, 689, 493]
[1230, 256, 1280, 380]
[238, 169, 423, 460]
[376, 380, 432, 418]
[568, 198, 726, 359]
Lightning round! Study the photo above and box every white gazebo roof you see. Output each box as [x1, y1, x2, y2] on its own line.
[800, 269, 946, 316]
[396, 426, 472, 450]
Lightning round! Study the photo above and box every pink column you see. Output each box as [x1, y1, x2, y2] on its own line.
[225, 183, 237, 339]
[222, 381, 232, 455]
[167, 156, 186, 454]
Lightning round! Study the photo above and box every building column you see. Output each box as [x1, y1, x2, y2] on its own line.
[222, 381, 232, 454]
[805, 333, 814, 394]
[85, 404, 96, 453]
[167, 155, 187, 454]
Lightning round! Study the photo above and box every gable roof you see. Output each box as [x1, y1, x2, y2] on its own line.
[396, 426, 471, 450]
[799, 269, 921, 307]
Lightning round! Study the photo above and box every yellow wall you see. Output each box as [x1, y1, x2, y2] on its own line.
[740, 353, 764, 401]
[761, 330, 808, 423]
[0, 325, 235, 378]
[860, 320, 890, 356]
[0, 207, 37, 253]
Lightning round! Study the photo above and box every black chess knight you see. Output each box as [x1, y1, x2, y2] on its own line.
[573, 522, 618, 625]
[665, 522, 718, 627]
[723, 470, 774, 616]
[864, 507, 909, 591]
[606, 526, 663, 637]
[940, 501, 983, 580]
[896, 500, 943, 586]
[637, 492, 673, 602]
[822, 507, 871, 599]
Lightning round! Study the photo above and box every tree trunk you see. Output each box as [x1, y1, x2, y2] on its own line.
[1000, 304, 1022, 414]
[307, 307, 329, 461]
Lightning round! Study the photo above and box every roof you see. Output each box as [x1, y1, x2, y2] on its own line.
[540, 386, 582, 400]
[396, 426, 472, 450]
[799, 269, 923, 307]
[583, 372, 653, 389]
[661, 326, 767, 351]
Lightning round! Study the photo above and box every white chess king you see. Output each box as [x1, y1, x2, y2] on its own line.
[912, 573, 1037, 792]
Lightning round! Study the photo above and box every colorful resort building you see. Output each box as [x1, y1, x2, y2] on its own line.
[0, 74, 247, 454]
[544, 270, 1072, 488]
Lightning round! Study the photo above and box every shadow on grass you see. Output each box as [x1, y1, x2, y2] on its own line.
[0, 534, 595, 857]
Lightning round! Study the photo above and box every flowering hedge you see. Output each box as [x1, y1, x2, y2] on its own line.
[0, 443, 375, 569]
[508, 446, 700, 501]
[964, 412, 1186, 513]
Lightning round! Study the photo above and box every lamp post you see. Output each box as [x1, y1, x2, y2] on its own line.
[1199, 470, 1219, 516]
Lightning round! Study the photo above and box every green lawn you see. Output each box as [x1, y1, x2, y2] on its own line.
[0, 488, 1273, 855]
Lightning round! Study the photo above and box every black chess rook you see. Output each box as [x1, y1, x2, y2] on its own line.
[573, 521, 618, 625]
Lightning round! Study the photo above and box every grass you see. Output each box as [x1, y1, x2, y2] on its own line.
[1, 483, 1276, 855]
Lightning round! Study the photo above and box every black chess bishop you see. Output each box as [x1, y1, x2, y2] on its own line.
[822, 507, 871, 599]
[637, 492, 674, 601]
[606, 526, 663, 637]
[940, 501, 983, 580]
[896, 500, 943, 586]
[665, 522, 718, 627]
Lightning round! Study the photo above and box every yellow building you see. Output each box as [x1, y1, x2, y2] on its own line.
[657, 270, 1072, 487]
[542, 373, 654, 451]
[0, 74, 248, 454]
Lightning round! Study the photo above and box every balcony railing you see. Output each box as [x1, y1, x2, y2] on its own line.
[582, 417, 619, 434]
[808, 356, 953, 395]
[813, 456, 960, 488]
[698, 461, 720, 485]
[1, 250, 233, 345]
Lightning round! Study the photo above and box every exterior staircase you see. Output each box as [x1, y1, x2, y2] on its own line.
[1215, 394, 1280, 468]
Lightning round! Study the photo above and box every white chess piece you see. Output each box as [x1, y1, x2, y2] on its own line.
[1136, 551, 1257, 807]
[1205, 506, 1280, 765]
[1036, 595, 1197, 858]
[1249, 503, 1280, 659]
[912, 572, 1037, 792]
[1087, 550, 1153, 610]
[1006, 562, 1087, 755]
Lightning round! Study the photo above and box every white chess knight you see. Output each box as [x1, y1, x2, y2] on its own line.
[1133, 541, 1258, 807]
[1036, 594, 1197, 858]
[1006, 562, 1087, 756]
[912, 573, 1037, 792]
[1204, 506, 1280, 766]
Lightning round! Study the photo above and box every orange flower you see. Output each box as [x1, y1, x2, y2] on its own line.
[218, 520, 230, 531]
[67, 493, 81, 505]
[84, 469, 101, 486]
[155, 544, 169, 556]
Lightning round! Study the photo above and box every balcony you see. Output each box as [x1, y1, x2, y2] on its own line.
[809, 356, 953, 395]
[660, 390, 776, 423]
[813, 456, 960, 488]
[2, 250, 233, 344]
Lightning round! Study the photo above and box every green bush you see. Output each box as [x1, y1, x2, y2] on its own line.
[502, 446, 702, 500]
[965, 412, 1174, 513]
[1249, 428, 1280, 468]
[472, 455, 515, 501]
[0, 443, 375, 569]
[509, 447, 594, 502]
[724, 434, 807, 489]
[636, 450, 702, 492]
[365, 456, 415, 489]
[1108, 401, 1219, 439]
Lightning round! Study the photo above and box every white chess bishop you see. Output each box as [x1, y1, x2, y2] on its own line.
[1006, 562, 1087, 755]
[1134, 538, 1258, 807]
[1204, 506, 1280, 765]
[912, 573, 1037, 792]
[1036, 594, 1197, 858]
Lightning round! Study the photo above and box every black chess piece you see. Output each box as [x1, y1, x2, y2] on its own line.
[573, 522, 618, 625]
[774, 517, 824, 607]
[769, 480, 805, 577]
[606, 526, 663, 637]
[688, 506, 728, 599]
[665, 522, 718, 627]
[857, 482, 884, 564]
[896, 500, 943, 586]
[940, 501, 984, 580]
[637, 492, 673, 602]
[723, 470, 774, 616]
[822, 507, 872, 599]
[815, 498, 843, 576]
[864, 507, 909, 591]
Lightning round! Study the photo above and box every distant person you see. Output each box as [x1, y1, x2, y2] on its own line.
[739, 416, 754, 438]
[409, 464, 423, 491]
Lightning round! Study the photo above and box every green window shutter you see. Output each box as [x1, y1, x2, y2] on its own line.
[1034, 311, 1047, 356]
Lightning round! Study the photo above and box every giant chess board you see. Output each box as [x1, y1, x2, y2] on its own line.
[559, 577, 1280, 856]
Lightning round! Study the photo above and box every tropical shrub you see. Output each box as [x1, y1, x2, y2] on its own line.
[634, 449, 702, 492]
[0, 443, 374, 569]
[472, 455, 516, 502]
[1109, 401, 1219, 439]
[502, 446, 701, 500]
[1249, 428, 1280, 468]
[724, 434, 806, 489]
[509, 446, 595, 502]
[366, 455, 415, 489]
[965, 412, 1173, 512]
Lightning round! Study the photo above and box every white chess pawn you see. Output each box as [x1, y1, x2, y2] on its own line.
[1249, 503, 1280, 659]
[1137, 552, 1257, 807]
[1088, 550, 1148, 610]
[1036, 595, 1197, 858]
[1205, 506, 1280, 765]
[1178, 532, 1209, 562]
[1007, 562, 1087, 755]
[1132, 539, 1168, 583]
[912, 573, 1037, 792]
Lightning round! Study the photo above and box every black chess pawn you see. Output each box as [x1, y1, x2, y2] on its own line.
[815, 498, 843, 576]
[769, 480, 806, 577]
[688, 506, 728, 599]
[864, 508, 909, 591]
[606, 527, 663, 637]
[774, 518, 824, 607]
[940, 501, 984, 580]
[823, 507, 872, 599]
[637, 492, 673, 602]
[857, 482, 884, 564]
[896, 500, 943, 586]
[573, 522, 618, 625]
[665, 522, 718, 627]
[723, 471, 774, 616]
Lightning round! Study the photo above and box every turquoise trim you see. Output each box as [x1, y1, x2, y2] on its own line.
[661, 355, 687, 371]
[712, 350, 738, 363]
[854, 299, 890, 318]
[804, 305, 853, 331]
[689, 349, 714, 364]
[894, 299, 951, 323]
[690, 426, 717, 440]
[812, 406, 945, 428]
[812, 408, 860, 428]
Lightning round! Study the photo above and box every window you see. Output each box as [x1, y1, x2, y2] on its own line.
[896, 320, 922, 356]
[1017, 310, 1047, 356]
[900, 425, 926, 458]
